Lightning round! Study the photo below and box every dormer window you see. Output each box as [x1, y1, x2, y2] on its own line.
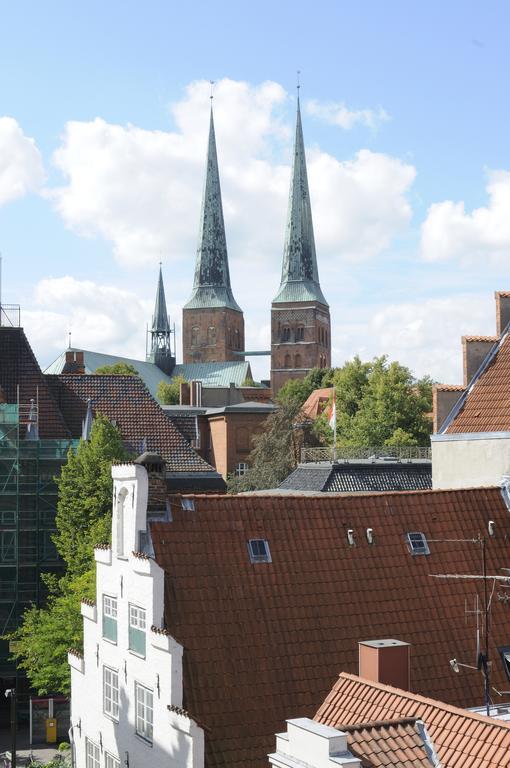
[248, 539, 272, 564]
[406, 532, 430, 555]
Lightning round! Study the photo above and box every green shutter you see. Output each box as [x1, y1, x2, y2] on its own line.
[129, 626, 146, 656]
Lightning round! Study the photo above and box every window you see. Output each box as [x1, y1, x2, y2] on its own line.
[499, 646, 510, 681]
[207, 325, 217, 346]
[296, 325, 304, 341]
[85, 739, 100, 768]
[191, 326, 200, 347]
[248, 538, 272, 564]
[236, 462, 249, 477]
[135, 682, 153, 743]
[129, 604, 146, 657]
[294, 353, 302, 368]
[284, 353, 291, 368]
[103, 666, 119, 720]
[103, 595, 118, 643]
[406, 532, 430, 555]
[105, 754, 120, 768]
[0, 531, 15, 562]
[282, 326, 291, 342]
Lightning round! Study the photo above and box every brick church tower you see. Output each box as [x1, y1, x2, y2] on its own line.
[182, 107, 244, 363]
[271, 97, 331, 394]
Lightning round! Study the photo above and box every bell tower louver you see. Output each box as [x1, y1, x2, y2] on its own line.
[182, 107, 245, 363]
[270, 97, 331, 394]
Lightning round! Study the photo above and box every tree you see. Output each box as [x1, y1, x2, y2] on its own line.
[54, 415, 131, 577]
[95, 362, 139, 376]
[7, 416, 130, 694]
[277, 367, 333, 408]
[157, 375, 187, 405]
[227, 398, 303, 492]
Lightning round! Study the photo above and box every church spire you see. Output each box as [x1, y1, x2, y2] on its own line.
[184, 107, 241, 312]
[147, 265, 175, 375]
[152, 264, 170, 333]
[273, 96, 328, 306]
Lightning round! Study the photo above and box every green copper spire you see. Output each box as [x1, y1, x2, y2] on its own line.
[273, 98, 328, 306]
[184, 108, 241, 312]
[152, 264, 171, 332]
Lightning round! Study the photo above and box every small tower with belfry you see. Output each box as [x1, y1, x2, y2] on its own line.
[146, 264, 176, 375]
[270, 90, 331, 394]
[182, 98, 245, 364]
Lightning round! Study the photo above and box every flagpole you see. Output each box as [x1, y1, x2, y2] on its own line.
[333, 387, 337, 463]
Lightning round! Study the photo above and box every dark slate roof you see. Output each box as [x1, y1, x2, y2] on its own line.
[184, 108, 241, 312]
[0, 327, 70, 439]
[164, 414, 198, 445]
[46, 374, 218, 476]
[279, 461, 432, 493]
[272, 99, 328, 307]
[150, 487, 510, 768]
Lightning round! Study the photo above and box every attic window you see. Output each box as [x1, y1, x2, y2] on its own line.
[181, 498, 195, 511]
[406, 532, 430, 556]
[498, 647, 510, 681]
[248, 539, 272, 564]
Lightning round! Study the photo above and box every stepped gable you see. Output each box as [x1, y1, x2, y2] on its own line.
[316, 673, 510, 768]
[447, 332, 510, 433]
[46, 374, 215, 473]
[0, 327, 70, 438]
[149, 486, 510, 768]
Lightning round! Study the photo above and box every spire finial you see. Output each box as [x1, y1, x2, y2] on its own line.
[68, 331, 72, 349]
[297, 70, 301, 105]
[209, 80, 215, 102]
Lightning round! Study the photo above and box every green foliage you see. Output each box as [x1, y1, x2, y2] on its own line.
[277, 367, 333, 407]
[7, 416, 129, 695]
[227, 398, 303, 492]
[241, 376, 262, 387]
[315, 356, 432, 447]
[54, 415, 130, 577]
[10, 569, 94, 696]
[95, 361, 139, 376]
[157, 375, 187, 405]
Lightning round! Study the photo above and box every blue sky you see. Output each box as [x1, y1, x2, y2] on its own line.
[2, 0, 510, 382]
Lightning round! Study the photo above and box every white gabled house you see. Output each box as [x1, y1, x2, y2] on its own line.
[68, 462, 204, 768]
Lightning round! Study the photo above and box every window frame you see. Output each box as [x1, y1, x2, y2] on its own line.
[248, 538, 272, 564]
[105, 753, 121, 768]
[102, 594, 118, 644]
[85, 738, 101, 768]
[406, 531, 430, 556]
[129, 604, 147, 657]
[236, 462, 249, 477]
[103, 665, 119, 721]
[135, 681, 154, 744]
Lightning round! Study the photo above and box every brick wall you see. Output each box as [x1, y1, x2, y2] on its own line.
[182, 307, 245, 363]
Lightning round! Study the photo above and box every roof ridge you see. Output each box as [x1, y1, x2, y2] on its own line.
[338, 672, 510, 730]
[338, 716, 419, 731]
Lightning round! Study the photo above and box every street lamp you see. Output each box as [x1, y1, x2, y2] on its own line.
[4, 688, 16, 768]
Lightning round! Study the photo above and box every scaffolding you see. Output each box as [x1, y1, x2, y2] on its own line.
[0, 393, 77, 678]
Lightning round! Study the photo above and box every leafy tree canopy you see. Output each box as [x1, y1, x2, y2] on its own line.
[8, 415, 129, 694]
[95, 362, 139, 376]
[157, 375, 187, 405]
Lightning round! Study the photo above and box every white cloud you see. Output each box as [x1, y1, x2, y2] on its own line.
[48, 78, 415, 272]
[329, 293, 495, 383]
[0, 117, 45, 206]
[421, 170, 510, 263]
[305, 99, 390, 130]
[24, 276, 149, 366]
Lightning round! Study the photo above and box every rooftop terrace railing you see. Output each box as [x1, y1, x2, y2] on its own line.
[0, 303, 21, 327]
[301, 445, 432, 463]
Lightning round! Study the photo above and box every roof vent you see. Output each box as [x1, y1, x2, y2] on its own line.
[406, 531, 430, 555]
[347, 529, 355, 546]
[248, 538, 271, 564]
[366, 528, 374, 545]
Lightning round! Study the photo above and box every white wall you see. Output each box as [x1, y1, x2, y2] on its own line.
[69, 463, 204, 768]
[432, 433, 510, 489]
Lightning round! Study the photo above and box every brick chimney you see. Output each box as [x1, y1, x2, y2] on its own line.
[495, 291, 510, 336]
[462, 336, 497, 387]
[359, 639, 410, 690]
[433, 385, 464, 433]
[62, 350, 85, 375]
[179, 381, 190, 406]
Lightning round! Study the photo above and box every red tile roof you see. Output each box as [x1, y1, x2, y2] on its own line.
[340, 717, 433, 768]
[0, 327, 70, 438]
[47, 374, 216, 474]
[302, 387, 334, 420]
[446, 333, 510, 433]
[316, 673, 510, 768]
[149, 487, 510, 768]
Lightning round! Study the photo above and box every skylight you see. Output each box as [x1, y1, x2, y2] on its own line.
[248, 539, 272, 564]
[406, 532, 430, 556]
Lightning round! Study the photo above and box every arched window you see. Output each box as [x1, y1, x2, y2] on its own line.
[116, 487, 128, 558]
[207, 326, 217, 346]
[296, 326, 304, 341]
[282, 326, 291, 342]
[294, 353, 302, 368]
[191, 326, 200, 347]
[284, 353, 291, 368]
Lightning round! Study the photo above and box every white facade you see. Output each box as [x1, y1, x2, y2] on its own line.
[69, 463, 204, 768]
[431, 432, 510, 489]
